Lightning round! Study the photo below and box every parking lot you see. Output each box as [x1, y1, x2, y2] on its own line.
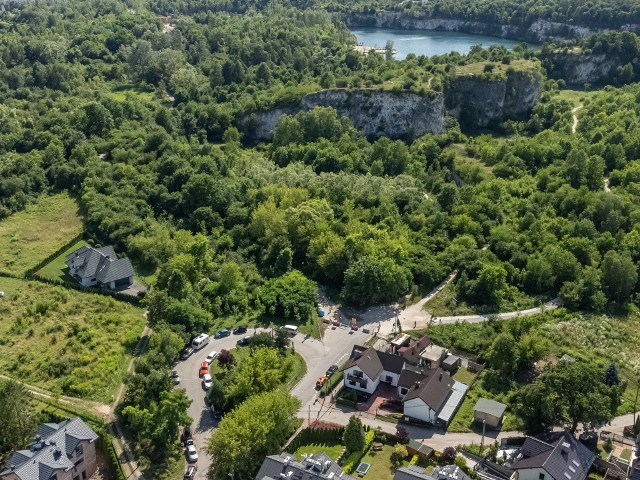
[173, 324, 371, 479]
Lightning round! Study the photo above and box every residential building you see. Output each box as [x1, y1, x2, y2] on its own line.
[65, 245, 135, 290]
[400, 368, 467, 427]
[475, 431, 596, 480]
[0, 418, 99, 480]
[511, 432, 595, 480]
[473, 398, 507, 429]
[395, 465, 471, 480]
[395, 335, 447, 369]
[343, 345, 405, 394]
[255, 452, 354, 480]
[626, 435, 639, 480]
[442, 355, 461, 373]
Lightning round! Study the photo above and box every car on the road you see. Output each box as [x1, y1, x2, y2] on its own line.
[236, 336, 251, 346]
[180, 347, 194, 360]
[186, 444, 198, 462]
[171, 370, 180, 384]
[184, 465, 197, 480]
[181, 426, 192, 445]
[202, 373, 212, 390]
[214, 328, 230, 339]
[205, 351, 218, 364]
[199, 361, 208, 377]
[315, 376, 329, 389]
[326, 365, 339, 377]
[233, 325, 247, 335]
[210, 405, 222, 420]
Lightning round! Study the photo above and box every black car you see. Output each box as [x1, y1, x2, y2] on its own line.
[326, 365, 339, 377]
[214, 329, 231, 339]
[181, 426, 192, 446]
[233, 325, 248, 335]
[236, 336, 251, 346]
[180, 347, 194, 360]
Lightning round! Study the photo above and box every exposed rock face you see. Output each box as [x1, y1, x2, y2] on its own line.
[446, 70, 542, 127]
[542, 53, 621, 85]
[239, 70, 541, 141]
[342, 12, 640, 42]
[241, 90, 445, 143]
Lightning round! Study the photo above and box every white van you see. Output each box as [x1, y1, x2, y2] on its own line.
[283, 325, 298, 336]
[191, 333, 210, 350]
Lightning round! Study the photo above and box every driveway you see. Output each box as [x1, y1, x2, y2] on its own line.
[174, 325, 371, 479]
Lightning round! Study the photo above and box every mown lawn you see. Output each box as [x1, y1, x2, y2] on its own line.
[38, 239, 88, 282]
[0, 277, 145, 402]
[0, 194, 83, 276]
[359, 444, 410, 480]
[294, 441, 344, 461]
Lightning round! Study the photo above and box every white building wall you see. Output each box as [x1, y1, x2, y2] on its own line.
[81, 277, 96, 287]
[403, 398, 437, 423]
[516, 467, 549, 480]
[343, 366, 379, 394]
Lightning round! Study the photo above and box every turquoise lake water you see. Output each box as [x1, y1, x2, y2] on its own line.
[350, 27, 522, 60]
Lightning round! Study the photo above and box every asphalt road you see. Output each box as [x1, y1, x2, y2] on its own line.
[173, 325, 371, 479]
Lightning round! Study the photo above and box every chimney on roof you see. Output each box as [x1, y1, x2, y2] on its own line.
[561, 442, 570, 454]
[9, 465, 15, 471]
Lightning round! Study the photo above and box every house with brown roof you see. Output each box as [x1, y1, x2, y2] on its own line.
[396, 335, 447, 369]
[343, 345, 405, 395]
[400, 368, 468, 427]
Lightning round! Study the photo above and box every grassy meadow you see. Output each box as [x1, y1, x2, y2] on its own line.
[0, 277, 145, 402]
[0, 194, 83, 276]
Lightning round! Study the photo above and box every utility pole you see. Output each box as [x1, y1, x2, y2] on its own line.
[480, 419, 486, 454]
[308, 404, 311, 427]
[633, 380, 639, 430]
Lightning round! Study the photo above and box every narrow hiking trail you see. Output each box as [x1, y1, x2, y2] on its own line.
[572, 104, 583, 134]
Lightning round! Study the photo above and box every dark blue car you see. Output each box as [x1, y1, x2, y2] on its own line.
[214, 329, 230, 339]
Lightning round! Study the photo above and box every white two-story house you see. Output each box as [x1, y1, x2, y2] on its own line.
[343, 345, 405, 395]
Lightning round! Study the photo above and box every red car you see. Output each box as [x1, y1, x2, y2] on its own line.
[199, 361, 208, 377]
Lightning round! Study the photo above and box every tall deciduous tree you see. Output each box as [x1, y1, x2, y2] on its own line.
[0, 380, 37, 455]
[207, 391, 300, 480]
[487, 332, 519, 375]
[601, 250, 637, 303]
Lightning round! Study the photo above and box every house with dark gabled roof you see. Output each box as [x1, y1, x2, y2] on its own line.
[65, 245, 135, 290]
[255, 452, 354, 480]
[343, 345, 405, 394]
[510, 431, 595, 480]
[0, 418, 99, 480]
[400, 367, 467, 427]
[396, 335, 448, 369]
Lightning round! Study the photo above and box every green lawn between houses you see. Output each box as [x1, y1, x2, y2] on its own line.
[0, 276, 145, 403]
[38, 239, 88, 282]
[0, 193, 83, 276]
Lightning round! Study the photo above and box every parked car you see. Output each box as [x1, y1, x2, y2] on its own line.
[236, 336, 251, 346]
[186, 444, 198, 462]
[202, 373, 212, 390]
[210, 406, 222, 420]
[184, 465, 197, 480]
[214, 329, 230, 339]
[326, 365, 339, 377]
[315, 376, 329, 389]
[180, 347, 194, 360]
[205, 351, 218, 365]
[233, 325, 247, 335]
[181, 426, 192, 447]
[171, 370, 180, 384]
[199, 361, 208, 377]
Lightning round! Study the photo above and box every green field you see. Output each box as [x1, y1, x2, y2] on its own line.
[0, 277, 145, 402]
[0, 194, 83, 276]
[38, 239, 88, 282]
[294, 441, 344, 461]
